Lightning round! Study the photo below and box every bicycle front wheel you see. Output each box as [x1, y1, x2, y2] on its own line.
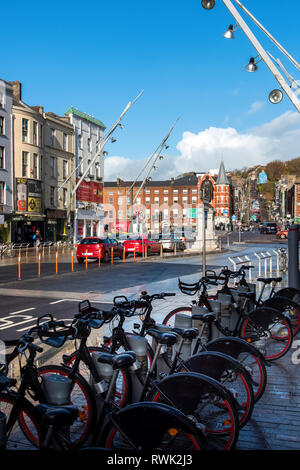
[0, 393, 43, 450]
[240, 308, 293, 361]
[37, 364, 97, 445]
[162, 307, 212, 344]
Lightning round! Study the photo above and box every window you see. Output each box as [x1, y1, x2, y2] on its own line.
[0, 147, 4, 169]
[109, 198, 113, 204]
[63, 188, 67, 208]
[63, 133, 68, 151]
[173, 197, 178, 203]
[0, 93, 3, 108]
[32, 154, 38, 179]
[22, 151, 28, 177]
[154, 190, 159, 194]
[0, 182, 4, 204]
[109, 191, 114, 195]
[118, 197, 123, 205]
[192, 196, 197, 203]
[50, 128, 56, 147]
[78, 135, 83, 150]
[40, 125, 43, 146]
[78, 157, 83, 176]
[87, 160, 92, 177]
[50, 186, 56, 206]
[63, 160, 68, 179]
[173, 189, 178, 193]
[33, 121, 37, 145]
[108, 210, 113, 218]
[22, 119, 28, 142]
[96, 162, 101, 179]
[50, 157, 56, 177]
[40, 155, 43, 178]
[192, 189, 197, 194]
[0, 117, 4, 135]
[145, 197, 150, 204]
[173, 209, 178, 218]
[136, 197, 141, 204]
[183, 189, 188, 194]
[164, 197, 168, 203]
[118, 210, 122, 219]
[88, 138, 92, 152]
[164, 190, 168, 194]
[154, 197, 159, 203]
[145, 190, 150, 194]
[182, 196, 188, 203]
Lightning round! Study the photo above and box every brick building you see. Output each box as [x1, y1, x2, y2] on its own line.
[104, 162, 232, 236]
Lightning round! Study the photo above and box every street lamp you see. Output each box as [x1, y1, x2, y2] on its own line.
[269, 89, 283, 104]
[201, 0, 300, 113]
[245, 56, 261, 73]
[223, 24, 239, 39]
[201, 0, 215, 10]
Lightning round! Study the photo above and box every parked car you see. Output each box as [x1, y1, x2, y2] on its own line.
[76, 237, 124, 263]
[276, 230, 288, 240]
[260, 222, 278, 234]
[159, 235, 186, 252]
[122, 236, 161, 257]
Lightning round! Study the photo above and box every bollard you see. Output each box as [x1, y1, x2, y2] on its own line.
[123, 248, 126, 263]
[160, 243, 163, 258]
[99, 250, 101, 267]
[111, 247, 114, 264]
[38, 254, 41, 277]
[18, 255, 21, 281]
[174, 242, 177, 256]
[288, 224, 300, 289]
[56, 252, 58, 274]
[134, 247, 136, 262]
[85, 252, 88, 270]
[71, 251, 74, 272]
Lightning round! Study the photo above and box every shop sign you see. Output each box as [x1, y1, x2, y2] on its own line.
[16, 178, 42, 214]
[76, 179, 103, 204]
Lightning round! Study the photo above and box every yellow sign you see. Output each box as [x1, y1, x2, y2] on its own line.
[27, 197, 41, 213]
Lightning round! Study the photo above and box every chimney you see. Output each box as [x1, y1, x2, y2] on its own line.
[9, 81, 22, 101]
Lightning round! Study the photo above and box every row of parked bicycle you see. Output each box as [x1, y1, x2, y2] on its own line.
[0, 265, 299, 451]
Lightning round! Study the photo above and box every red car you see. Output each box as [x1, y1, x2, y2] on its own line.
[122, 236, 161, 257]
[276, 230, 288, 240]
[76, 237, 124, 263]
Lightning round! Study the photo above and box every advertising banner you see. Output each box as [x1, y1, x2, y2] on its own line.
[16, 178, 42, 214]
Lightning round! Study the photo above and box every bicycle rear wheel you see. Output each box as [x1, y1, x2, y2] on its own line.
[263, 295, 300, 337]
[240, 308, 293, 361]
[101, 401, 204, 451]
[147, 372, 239, 450]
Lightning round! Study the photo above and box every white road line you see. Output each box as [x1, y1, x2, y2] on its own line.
[8, 308, 36, 315]
[49, 300, 68, 305]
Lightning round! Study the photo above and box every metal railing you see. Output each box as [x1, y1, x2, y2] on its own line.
[228, 255, 252, 282]
[254, 251, 273, 277]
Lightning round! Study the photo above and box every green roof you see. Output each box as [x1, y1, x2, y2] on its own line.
[65, 107, 106, 129]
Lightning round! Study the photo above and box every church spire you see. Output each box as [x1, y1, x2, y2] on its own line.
[216, 161, 230, 185]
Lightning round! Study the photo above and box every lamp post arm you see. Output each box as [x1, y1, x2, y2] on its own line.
[222, 0, 300, 113]
[232, 0, 300, 72]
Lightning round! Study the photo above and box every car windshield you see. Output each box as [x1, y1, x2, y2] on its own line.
[80, 238, 106, 245]
[126, 237, 142, 241]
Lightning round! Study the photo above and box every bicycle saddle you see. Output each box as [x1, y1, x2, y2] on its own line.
[97, 351, 136, 370]
[192, 312, 216, 323]
[146, 328, 178, 346]
[171, 327, 198, 340]
[257, 277, 282, 284]
[36, 404, 79, 427]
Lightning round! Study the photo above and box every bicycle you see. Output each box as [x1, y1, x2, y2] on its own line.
[162, 272, 293, 362]
[51, 301, 240, 450]
[0, 323, 205, 451]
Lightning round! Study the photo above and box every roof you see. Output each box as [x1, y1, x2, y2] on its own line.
[65, 107, 106, 129]
[216, 161, 230, 185]
[105, 174, 198, 188]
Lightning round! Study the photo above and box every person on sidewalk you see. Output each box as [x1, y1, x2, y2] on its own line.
[34, 230, 42, 254]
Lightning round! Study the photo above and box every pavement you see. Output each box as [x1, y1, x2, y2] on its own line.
[1, 234, 300, 450]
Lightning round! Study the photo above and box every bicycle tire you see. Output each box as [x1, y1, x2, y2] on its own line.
[37, 364, 97, 446]
[146, 371, 239, 450]
[65, 346, 131, 408]
[262, 296, 300, 337]
[100, 401, 204, 451]
[0, 392, 43, 450]
[162, 306, 212, 343]
[205, 337, 268, 403]
[240, 307, 293, 361]
[270, 290, 300, 337]
[178, 351, 254, 429]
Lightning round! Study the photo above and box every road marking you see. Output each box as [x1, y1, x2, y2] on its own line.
[49, 299, 68, 305]
[8, 308, 36, 315]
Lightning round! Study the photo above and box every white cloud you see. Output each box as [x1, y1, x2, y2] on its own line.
[246, 100, 265, 115]
[104, 111, 300, 180]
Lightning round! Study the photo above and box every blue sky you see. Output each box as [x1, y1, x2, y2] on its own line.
[2, 0, 300, 178]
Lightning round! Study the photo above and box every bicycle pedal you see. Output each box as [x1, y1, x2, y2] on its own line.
[159, 372, 167, 379]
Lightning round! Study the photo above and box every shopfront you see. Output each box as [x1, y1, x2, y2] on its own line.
[46, 209, 68, 242]
[13, 178, 45, 244]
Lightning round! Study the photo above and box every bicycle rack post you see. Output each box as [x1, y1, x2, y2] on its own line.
[267, 251, 272, 275]
[273, 249, 280, 274]
[288, 224, 300, 289]
[254, 253, 261, 277]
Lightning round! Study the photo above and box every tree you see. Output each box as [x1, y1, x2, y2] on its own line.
[286, 157, 300, 176]
[265, 160, 285, 181]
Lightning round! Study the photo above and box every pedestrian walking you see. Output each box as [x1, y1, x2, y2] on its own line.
[34, 230, 42, 254]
